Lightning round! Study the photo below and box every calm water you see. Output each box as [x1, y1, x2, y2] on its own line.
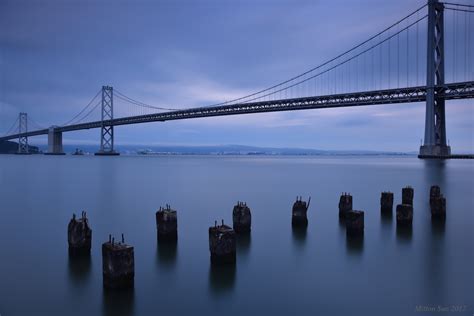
[0, 155, 472, 316]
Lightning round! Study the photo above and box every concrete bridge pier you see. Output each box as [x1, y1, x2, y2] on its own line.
[46, 126, 65, 155]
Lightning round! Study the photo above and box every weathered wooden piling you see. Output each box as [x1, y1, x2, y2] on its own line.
[402, 186, 414, 206]
[430, 185, 446, 219]
[68, 211, 92, 256]
[338, 193, 352, 218]
[396, 204, 413, 226]
[102, 234, 135, 289]
[380, 192, 394, 213]
[292, 196, 310, 227]
[156, 204, 178, 241]
[209, 220, 236, 265]
[232, 201, 251, 233]
[345, 210, 364, 236]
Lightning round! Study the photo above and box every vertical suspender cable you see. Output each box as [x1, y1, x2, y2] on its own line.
[406, 19, 409, 87]
[416, 12, 419, 86]
[397, 29, 400, 88]
[465, 12, 468, 81]
[453, 9, 456, 82]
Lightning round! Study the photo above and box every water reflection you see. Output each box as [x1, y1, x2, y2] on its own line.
[156, 241, 178, 270]
[102, 288, 135, 316]
[346, 235, 364, 255]
[68, 253, 91, 287]
[423, 160, 446, 189]
[431, 218, 446, 236]
[292, 226, 307, 247]
[236, 233, 251, 257]
[208, 264, 236, 295]
[396, 225, 413, 242]
[380, 211, 393, 228]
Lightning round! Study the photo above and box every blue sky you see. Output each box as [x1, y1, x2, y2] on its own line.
[1, 0, 473, 152]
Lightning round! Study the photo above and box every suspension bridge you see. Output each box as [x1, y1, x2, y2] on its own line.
[1, 0, 473, 158]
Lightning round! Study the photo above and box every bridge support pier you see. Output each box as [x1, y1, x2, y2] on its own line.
[419, 0, 451, 159]
[95, 86, 119, 156]
[45, 126, 65, 155]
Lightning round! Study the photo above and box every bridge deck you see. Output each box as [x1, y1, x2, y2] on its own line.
[1, 81, 473, 141]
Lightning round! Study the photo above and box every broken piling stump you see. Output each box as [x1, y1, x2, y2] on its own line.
[156, 204, 178, 242]
[396, 204, 413, 226]
[232, 201, 251, 233]
[102, 234, 135, 289]
[209, 220, 236, 265]
[68, 211, 92, 256]
[430, 185, 446, 219]
[380, 192, 394, 214]
[346, 210, 364, 236]
[402, 186, 414, 206]
[292, 196, 310, 227]
[338, 193, 352, 218]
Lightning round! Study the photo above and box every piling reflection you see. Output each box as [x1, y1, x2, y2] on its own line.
[68, 253, 91, 287]
[380, 211, 393, 228]
[208, 264, 236, 295]
[431, 218, 446, 236]
[102, 288, 135, 316]
[396, 225, 413, 242]
[292, 226, 307, 247]
[156, 240, 177, 270]
[236, 233, 251, 257]
[346, 234, 364, 254]
[423, 160, 446, 188]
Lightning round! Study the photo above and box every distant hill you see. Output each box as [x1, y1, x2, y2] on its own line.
[0, 140, 40, 154]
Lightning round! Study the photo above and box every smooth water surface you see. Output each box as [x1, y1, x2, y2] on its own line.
[0, 155, 472, 315]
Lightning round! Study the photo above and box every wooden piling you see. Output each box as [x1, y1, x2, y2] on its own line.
[156, 205, 178, 242]
[209, 220, 236, 265]
[380, 192, 394, 214]
[292, 196, 310, 227]
[430, 185, 446, 219]
[338, 193, 352, 218]
[402, 186, 414, 206]
[68, 211, 92, 256]
[102, 235, 134, 289]
[346, 210, 364, 236]
[396, 204, 413, 226]
[232, 201, 251, 233]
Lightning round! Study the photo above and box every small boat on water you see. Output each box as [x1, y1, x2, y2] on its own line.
[72, 148, 84, 155]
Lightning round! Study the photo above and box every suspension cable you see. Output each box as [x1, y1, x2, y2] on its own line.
[61, 89, 101, 126]
[114, 90, 182, 111]
[3, 117, 18, 136]
[197, 3, 428, 107]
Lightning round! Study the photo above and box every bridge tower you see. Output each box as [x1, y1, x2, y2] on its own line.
[95, 86, 119, 156]
[16, 112, 29, 155]
[419, 0, 451, 158]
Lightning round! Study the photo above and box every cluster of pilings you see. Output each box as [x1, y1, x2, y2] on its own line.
[66, 185, 446, 287]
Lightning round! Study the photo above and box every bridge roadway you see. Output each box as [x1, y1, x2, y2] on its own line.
[1, 81, 473, 141]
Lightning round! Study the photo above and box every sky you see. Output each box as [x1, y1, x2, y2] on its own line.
[0, 0, 473, 152]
